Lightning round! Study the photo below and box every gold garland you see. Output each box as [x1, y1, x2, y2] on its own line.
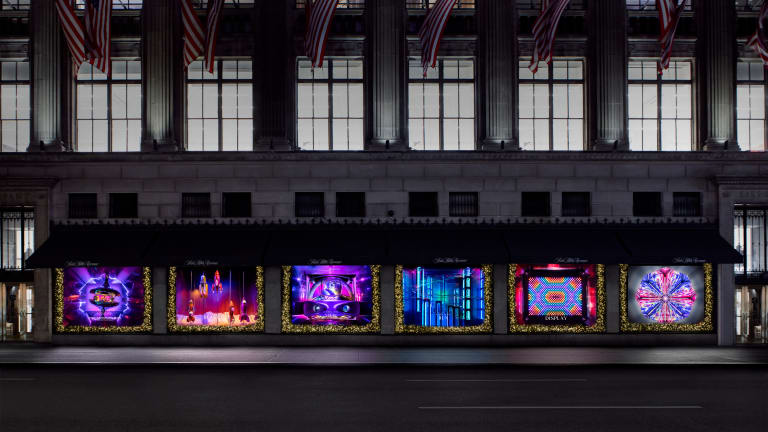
[167, 266, 265, 333]
[54, 267, 153, 334]
[508, 264, 606, 333]
[281, 265, 381, 334]
[620, 263, 714, 332]
[394, 265, 493, 334]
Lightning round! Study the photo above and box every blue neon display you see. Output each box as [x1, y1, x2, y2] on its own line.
[402, 267, 485, 327]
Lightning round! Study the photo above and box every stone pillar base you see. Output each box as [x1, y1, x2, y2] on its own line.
[367, 139, 409, 152]
[591, 139, 628, 152]
[141, 139, 179, 152]
[703, 139, 740, 152]
[255, 137, 293, 152]
[480, 139, 520, 152]
[26, 140, 67, 153]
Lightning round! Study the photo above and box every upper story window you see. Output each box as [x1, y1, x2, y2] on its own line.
[0, 61, 30, 153]
[518, 59, 584, 151]
[297, 58, 364, 151]
[737, 60, 766, 152]
[734, 206, 767, 276]
[1, 208, 34, 271]
[75, 0, 143, 9]
[408, 58, 475, 151]
[296, 0, 364, 8]
[0, 1, 30, 10]
[407, 0, 475, 8]
[628, 60, 693, 151]
[76, 60, 141, 152]
[187, 59, 253, 151]
[735, 0, 763, 12]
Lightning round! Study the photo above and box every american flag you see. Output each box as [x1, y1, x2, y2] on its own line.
[55, 0, 111, 75]
[747, 1, 768, 66]
[656, 0, 686, 74]
[418, 0, 457, 77]
[179, 0, 225, 73]
[529, 0, 570, 74]
[304, 0, 339, 68]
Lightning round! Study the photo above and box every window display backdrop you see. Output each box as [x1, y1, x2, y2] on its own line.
[282, 265, 380, 333]
[168, 266, 264, 332]
[395, 265, 493, 334]
[55, 267, 152, 333]
[509, 264, 605, 333]
[620, 264, 713, 332]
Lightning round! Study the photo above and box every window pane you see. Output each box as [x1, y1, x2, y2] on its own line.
[203, 118, 218, 151]
[202, 84, 218, 118]
[332, 83, 348, 118]
[443, 83, 458, 117]
[458, 83, 474, 118]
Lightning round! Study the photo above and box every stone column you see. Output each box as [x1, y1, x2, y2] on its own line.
[493, 264, 508, 334]
[253, 0, 294, 151]
[264, 266, 282, 334]
[588, 0, 628, 151]
[30, 0, 69, 152]
[141, 0, 183, 152]
[152, 267, 168, 334]
[365, 0, 408, 151]
[696, 0, 738, 151]
[380, 265, 395, 334]
[477, 0, 518, 151]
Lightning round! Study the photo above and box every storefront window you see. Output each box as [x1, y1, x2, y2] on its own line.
[735, 286, 768, 344]
[1, 208, 34, 270]
[0, 283, 33, 342]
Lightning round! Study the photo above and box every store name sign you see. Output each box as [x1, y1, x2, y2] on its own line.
[553, 257, 589, 264]
[672, 257, 707, 264]
[65, 260, 100, 267]
[433, 257, 469, 264]
[184, 259, 220, 266]
[308, 258, 343, 265]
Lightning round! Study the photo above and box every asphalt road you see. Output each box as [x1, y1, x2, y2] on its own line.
[1, 366, 766, 432]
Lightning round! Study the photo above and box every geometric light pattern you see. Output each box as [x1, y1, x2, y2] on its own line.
[527, 276, 583, 316]
[635, 267, 695, 323]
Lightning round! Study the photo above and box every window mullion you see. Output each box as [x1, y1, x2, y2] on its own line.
[439, 60, 444, 150]
[549, 67, 554, 151]
[107, 77, 113, 152]
[328, 61, 334, 151]
[218, 61, 223, 151]
[657, 75, 662, 151]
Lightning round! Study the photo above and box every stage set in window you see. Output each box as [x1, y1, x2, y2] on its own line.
[395, 266, 492, 334]
[509, 264, 605, 333]
[282, 265, 380, 333]
[621, 264, 713, 332]
[169, 267, 264, 332]
[55, 267, 151, 333]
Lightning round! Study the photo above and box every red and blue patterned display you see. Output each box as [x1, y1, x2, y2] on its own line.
[635, 267, 695, 323]
[514, 264, 598, 327]
[527, 275, 583, 317]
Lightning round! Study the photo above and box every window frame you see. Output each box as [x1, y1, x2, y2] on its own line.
[518, 58, 585, 151]
[0, 207, 34, 271]
[628, 59, 695, 151]
[0, 60, 31, 153]
[296, 57, 364, 151]
[408, 57, 476, 151]
[736, 59, 767, 152]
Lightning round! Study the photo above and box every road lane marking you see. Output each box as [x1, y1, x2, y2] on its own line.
[419, 405, 703, 410]
[407, 378, 587, 383]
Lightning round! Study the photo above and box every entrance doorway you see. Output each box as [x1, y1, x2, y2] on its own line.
[0, 282, 33, 342]
[736, 286, 768, 344]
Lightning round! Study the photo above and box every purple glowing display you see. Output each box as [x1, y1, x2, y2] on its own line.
[61, 267, 146, 328]
[290, 265, 373, 326]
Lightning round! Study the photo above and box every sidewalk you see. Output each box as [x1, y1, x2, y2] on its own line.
[0, 346, 766, 365]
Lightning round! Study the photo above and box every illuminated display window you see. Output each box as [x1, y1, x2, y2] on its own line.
[509, 264, 605, 333]
[283, 265, 380, 333]
[621, 264, 713, 332]
[169, 266, 263, 332]
[396, 266, 492, 334]
[56, 267, 151, 333]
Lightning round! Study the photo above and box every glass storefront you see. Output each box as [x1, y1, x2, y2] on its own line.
[0, 282, 33, 342]
[736, 286, 768, 344]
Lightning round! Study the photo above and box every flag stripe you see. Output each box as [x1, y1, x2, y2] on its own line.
[418, 0, 457, 77]
[529, 0, 570, 74]
[180, 0, 205, 69]
[204, 0, 225, 74]
[747, 1, 768, 66]
[304, 0, 339, 68]
[656, 0, 686, 74]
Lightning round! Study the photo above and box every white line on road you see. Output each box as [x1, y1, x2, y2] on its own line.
[419, 406, 703, 410]
[407, 378, 587, 382]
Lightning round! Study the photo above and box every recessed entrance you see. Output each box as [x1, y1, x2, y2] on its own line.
[0, 282, 33, 342]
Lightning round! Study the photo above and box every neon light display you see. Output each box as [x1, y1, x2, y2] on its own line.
[401, 267, 485, 327]
[61, 267, 146, 328]
[624, 265, 709, 327]
[289, 265, 374, 326]
[175, 267, 260, 327]
[514, 264, 598, 326]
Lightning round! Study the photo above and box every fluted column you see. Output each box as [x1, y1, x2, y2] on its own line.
[365, 0, 408, 151]
[30, 0, 69, 152]
[141, 0, 183, 151]
[588, 0, 628, 151]
[253, 0, 293, 150]
[477, 0, 518, 151]
[696, 0, 738, 151]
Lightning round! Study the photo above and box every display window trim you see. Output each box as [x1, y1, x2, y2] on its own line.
[167, 266, 265, 333]
[54, 267, 153, 334]
[281, 264, 381, 334]
[394, 264, 493, 334]
[620, 263, 714, 333]
[508, 264, 606, 333]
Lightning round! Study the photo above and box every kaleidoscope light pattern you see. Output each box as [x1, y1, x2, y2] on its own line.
[635, 267, 696, 323]
[527, 276, 583, 317]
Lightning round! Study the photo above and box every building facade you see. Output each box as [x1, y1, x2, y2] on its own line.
[0, 0, 764, 346]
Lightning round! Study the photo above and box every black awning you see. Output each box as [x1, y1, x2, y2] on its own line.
[503, 228, 629, 264]
[618, 228, 743, 264]
[263, 228, 389, 265]
[25, 228, 157, 268]
[144, 228, 268, 266]
[388, 228, 510, 265]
